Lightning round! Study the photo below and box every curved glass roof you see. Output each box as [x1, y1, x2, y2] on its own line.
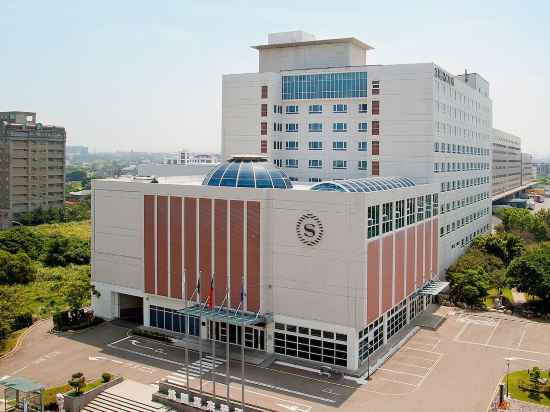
[310, 177, 416, 193]
[202, 155, 293, 189]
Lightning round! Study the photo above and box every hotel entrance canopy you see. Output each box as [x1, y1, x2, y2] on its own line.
[418, 280, 450, 296]
[178, 304, 269, 326]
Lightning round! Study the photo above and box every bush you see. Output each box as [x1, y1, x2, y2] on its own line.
[42, 236, 90, 267]
[131, 328, 171, 342]
[101, 372, 112, 383]
[43, 383, 72, 411]
[13, 311, 33, 330]
[0, 250, 36, 285]
[0, 227, 46, 259]
[68, 372, 85, 395]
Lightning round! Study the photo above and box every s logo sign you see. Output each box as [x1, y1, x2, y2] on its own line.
[296, 213, 324, 246]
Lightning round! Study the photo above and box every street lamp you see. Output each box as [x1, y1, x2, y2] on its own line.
[506, 359, 511, 398]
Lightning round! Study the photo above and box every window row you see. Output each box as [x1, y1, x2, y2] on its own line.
[434, 142, 489, 156]
[449, 224, 491, 249]
[280, 122, 371, 133]
[433, 161, 489, 173]
[304, 159, 368, 170]
[277, 159, 366, 170]
[367, 194, 438, 238]
[439, 192, 489, 215]
[281, 72, 368, 100]
[440, 176, 490, 192]
[435, 120, 490, 141]
[439, 207, 490, 237]
[435, 100, 488, 129]
[149, 305, 200, 336]
[270, 102, 380, 115]
[272, 140, 371, 152]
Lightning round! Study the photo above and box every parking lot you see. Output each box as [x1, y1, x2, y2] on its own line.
[2, 308, 550, 411]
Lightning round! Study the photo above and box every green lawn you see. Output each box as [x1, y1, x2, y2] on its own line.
[0, 328, 27, 356]
[66, 378, 105, 397]
[505, 370, 550, 407]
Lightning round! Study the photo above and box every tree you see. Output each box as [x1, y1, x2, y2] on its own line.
[507, 247, 550, 304]
[448, 248, 505, 275]
[0, 288, 16, 341]
[59, 267, 99, 313]
[0, 250, 35, 285]
[473, 232, 525, 265]
[42, 236, 90, 267]
[0, 227, 45, 259]
[68, 372, 86, 395]
[447, 267, 491, 307]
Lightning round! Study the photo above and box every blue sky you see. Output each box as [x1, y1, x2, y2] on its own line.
[1, 0, 549, 156]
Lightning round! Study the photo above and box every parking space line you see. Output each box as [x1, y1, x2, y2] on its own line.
[517, 324, 528, 349]
[378, 368, 424, 378]
[398, 352, 438, 363]
[391, 361, 430, 370]
[416, 353, 443, 388]
[378, 377, 417, 387]
[109, 335, 131, 346]
[403, 346, 443, 356]
[454, 338, 550, 357]
[454, 318, 470, 341]
[485, 319, 501, 345]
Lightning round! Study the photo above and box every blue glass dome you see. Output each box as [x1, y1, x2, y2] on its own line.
[202, 155, 293, 189]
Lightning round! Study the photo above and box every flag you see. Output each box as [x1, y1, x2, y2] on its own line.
[196, 277, 201, 298]
[240, 281, 244, 305]
[208, 275, 214, 310]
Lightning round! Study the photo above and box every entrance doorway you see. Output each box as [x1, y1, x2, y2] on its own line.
[118, 293, 143, 324]
[208, 320, 265, 351]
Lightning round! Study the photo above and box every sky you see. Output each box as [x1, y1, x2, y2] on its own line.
[1, 0, 549, 157]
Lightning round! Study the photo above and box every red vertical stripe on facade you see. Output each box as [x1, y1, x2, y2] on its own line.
[424, 221, 432, 281]
[156, 196, 169, 296]
[214, 199, 228, 306]
[394, 231, 405, 302]
[247, 201, 261, 313]
[367, 240, 380, 323]
[416, 224, 424, 287]
[199, 199, 212, 303]
[432, 218, 439, 278]
[230, 200, 244, 309]
[184, 198, 197, 300]
[382, 235, 394, 313]
[406, 227, 415, 296]
[144, 195, 155, 294]
[170, 197, 182, 299]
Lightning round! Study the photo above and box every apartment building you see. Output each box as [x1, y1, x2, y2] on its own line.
[0, 111, 66, 228]
[222, 31, 492, 271]
[521, 153, 536, 186]
[491, 129, 522, 197]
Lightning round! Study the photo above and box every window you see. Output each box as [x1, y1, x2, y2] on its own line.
[395, 200, 405, 229]
[308, 141, 323, 150]
[434, 163, 439, 173]
[273, 141, 282, 150]
[358, 160, 368, 170]
[372, 161, 380, 176]
[372, 100, 380, 115]
[309, 104, 322, 113]
[261, 104, 268, 117]
[282, 72, 368, 100]
[332, 160, 347, 169]
[285, 141, 299, 150]
[434, 142, 440, 152]
[372, 80, 380, 95]
[372, 141, 380, 156]
[286, 123, 298, 132]
[332, 141, 347, 151]
[367, 205, 380, 238]
[309, 159, 322, 169]
[358, 141, 368, 151]
[333, 104, 348, 113]
[358, 103, 368, 113]
[261, 122, 267, 135]
[274, 159, 282, 167]
[333, 122, 347, 132]
[406, 198, 416, 225]
[308, 123, 323, 132]
[261, 85, 268, 98]
[285, 159, 298, 168]
[309, 177, 322, 183]
[372, 121, 380, 135]
[382, 202, 393, 233]
[286, 105, 299, 114]
[358, 122, 368, 132]
[260, 140, 267, 154]
[425, 195, 432, 218]
[416, 196, 424, 221]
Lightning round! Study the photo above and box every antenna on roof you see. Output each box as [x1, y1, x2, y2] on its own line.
[464, 69, 468, 82]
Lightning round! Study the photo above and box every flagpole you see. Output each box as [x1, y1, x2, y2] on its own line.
[241, 275, 245, 412]
[211, 273, 216, 407]
[198, 271, 203, 404]
[184, 269, 191, 402]
[225, 289, 230, 409]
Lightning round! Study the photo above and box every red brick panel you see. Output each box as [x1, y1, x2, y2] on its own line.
[230, 200, 244, 308]
[247, 201, 261, 313]
[416, 223, 424, 287]
[425, 221, 432, 281]
[394, 230, 405, 302]
[367, 240, 380, 323]
[382, 235, 394, 313]
[170, 197, 182, 299]
[432, 218, 439, 278]
[199, 198, 212, 303]
[184, 198, 197, 300]
[144, 195, 155, 294]
[214, 199, 228, 306]
[156, 196, 169, 296]
[406, 227, 416, 296]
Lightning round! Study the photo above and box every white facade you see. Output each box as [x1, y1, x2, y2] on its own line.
[222, 32, 493, 271]
[491, 129, 522, 197]
[164, 150, 220, 166]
